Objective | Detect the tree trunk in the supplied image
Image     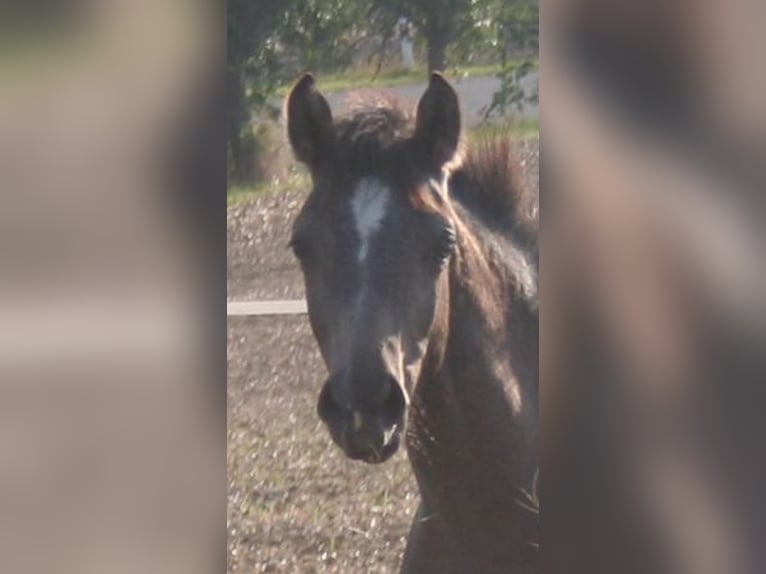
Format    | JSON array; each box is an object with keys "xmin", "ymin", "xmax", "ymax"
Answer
[
  {"xmin": 424, "ymin": 9, "xmax": 450, "ymax": 73},
  {"xmin": 426, "ymin": 27, "xmax": 448, "ymax": 73}
]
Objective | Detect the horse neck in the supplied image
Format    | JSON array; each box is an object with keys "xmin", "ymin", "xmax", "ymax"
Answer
[{"xmin": 409, "ymin": 212, "xmax": 539, "ymax": 499}]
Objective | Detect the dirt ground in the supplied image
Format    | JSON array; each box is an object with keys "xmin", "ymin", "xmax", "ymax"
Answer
[{"xmin": 227, "ymin": 138, "xmax": 539, "ymax": 573}]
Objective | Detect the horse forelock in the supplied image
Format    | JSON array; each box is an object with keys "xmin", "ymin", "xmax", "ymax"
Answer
[{"xmin": 332, "ymin": 96, "xmax": 414, "ymax": 171}]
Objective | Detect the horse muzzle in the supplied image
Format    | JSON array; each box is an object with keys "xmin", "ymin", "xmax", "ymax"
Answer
[{"xmin": 317, "ymin": 373, "xmax": 406, "ymax": 464}]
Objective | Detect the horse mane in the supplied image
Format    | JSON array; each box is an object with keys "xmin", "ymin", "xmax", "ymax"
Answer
[{"xmin": 449, "ymin": 135, "xmax": 538, "ymax": 256}]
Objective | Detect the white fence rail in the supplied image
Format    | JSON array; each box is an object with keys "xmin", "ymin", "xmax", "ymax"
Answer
[{"xmin": 227, "ymin": 300, "xmax": 307, "ymax": 317}]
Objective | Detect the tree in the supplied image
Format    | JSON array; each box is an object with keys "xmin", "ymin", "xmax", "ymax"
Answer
[
  {"xmin": 279, "ymin": 0, "xmax": 376, "ymax": 73},
  {"xmin": 483, "ymin": 1, "xmax": 539, "ymax": 119},
  {"xmin": 227, "ymin": 0, "xmax": 376, "ymax": 182},
  {"xmin": 227, "ymin": 0, "xmax": 293, "ymax": 181},
  {"xmin": 372, "ymin": 0, "xmax": 478, "ymax": 72}
]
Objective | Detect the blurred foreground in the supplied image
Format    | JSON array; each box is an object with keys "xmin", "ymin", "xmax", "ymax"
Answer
[
  {"xmin": 0, "ymin": 2, "xmax": 222, "ymax": 573},
  {"xmin": 544, "ymin": 1, "xmax": 766, "ymax": 572}
]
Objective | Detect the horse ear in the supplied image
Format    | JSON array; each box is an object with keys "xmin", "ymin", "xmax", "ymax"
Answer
[
  {"xmin": 413, "ymin": 73, "xmax": 461, "ymax": 171},
  {"xmin": 286, "ymin": 73, "xmax": 334, "ymax": 169}
]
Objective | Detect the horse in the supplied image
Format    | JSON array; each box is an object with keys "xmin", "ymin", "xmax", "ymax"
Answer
[{"xmin": 285, "ymin": 72, "xmax": 538, "ymax": 573}]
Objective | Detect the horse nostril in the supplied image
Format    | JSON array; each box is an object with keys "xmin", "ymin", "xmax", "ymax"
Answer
[
  {"xmin": 317, "ymin": 374, "xmax": 406, "ymax": 463},
  {"xmin": 318, "ymin": 374, "xmax": 406, "ymax": 427}
]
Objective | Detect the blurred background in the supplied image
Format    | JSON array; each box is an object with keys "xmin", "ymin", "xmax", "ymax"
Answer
[
  {"xmin": 0, "ymin": 1, "xmax": 223, "ymax": 573},
  {"xmin": 543, "ymin": 1, "xmax": 766, "ymax": 573}
]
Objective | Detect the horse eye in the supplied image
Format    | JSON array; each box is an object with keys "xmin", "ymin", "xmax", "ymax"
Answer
[{"xmin": 427, "ymin": 227, "xmax": 456, "ymax": 265}]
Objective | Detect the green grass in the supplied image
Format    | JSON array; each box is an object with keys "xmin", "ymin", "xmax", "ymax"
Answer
[
  {"xmin": 275, "ymin": 61, "xmax": 540, "ymax": 96},
  {"xmin": 227, "ymin": 172, "xmax": 310, "ymax": 206},
  {"xmin": 512, "ymin": 118, "xmax": 540, "ymax": 138},
  {"xmin": 227, "ymin": 184, "xmax": 269, "ymax": 206},
  {"xmin": 470, "ymin": 118, "xmax": 540, "ymax": 141}
]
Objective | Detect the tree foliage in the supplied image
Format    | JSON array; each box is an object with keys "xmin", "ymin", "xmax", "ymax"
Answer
[
  {"xmin": 370, "ymin": 0, "xmax": 490, "ymax": 72},
  {"xmin": 227, "ymin": 0, "xmax": 378, "ymax": 180},
  {"xmin": 279, "ymin": 0, "xmax": 377, "ymax": 73},
  {"xmin": 483, "ymin": 1, "xmax": 539, "ymax": 120},
  {"xmin": 227, "ymin": 0, "xmax": 294, "ymax": 180}
]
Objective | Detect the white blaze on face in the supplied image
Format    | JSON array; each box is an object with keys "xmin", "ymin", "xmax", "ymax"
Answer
[
  {"xmin": 351, "ymin": 178, "xmax": 390, "ymax": 263},
  {"xmin": 345, "ymin": 178, "xmax": 392, "ymax": 365}
]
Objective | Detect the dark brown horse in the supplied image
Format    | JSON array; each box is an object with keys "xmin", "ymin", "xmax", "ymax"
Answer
[{"xmin": 286, "ymin": 73, "xmax": 538, "ymax": 573}]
